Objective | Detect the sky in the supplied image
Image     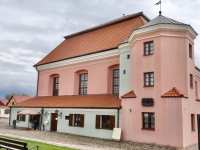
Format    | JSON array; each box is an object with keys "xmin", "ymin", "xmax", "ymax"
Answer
[{"xmin": 0, "ymin": 0, "xmax": 200, "ymax": 99}]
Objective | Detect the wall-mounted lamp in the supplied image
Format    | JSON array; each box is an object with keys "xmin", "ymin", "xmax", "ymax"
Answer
[
  {"xmin": 40, "ymin": 109, "xmax": 48, "ymax": 117},
  {"xmin": 55, "ymin": 109, "xmax": 62, "ymax": 118}
]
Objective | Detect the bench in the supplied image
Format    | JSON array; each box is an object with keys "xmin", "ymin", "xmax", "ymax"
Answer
[{"xmin": 0, "ymin": 137, "xmax": 39, "ymax": 150}]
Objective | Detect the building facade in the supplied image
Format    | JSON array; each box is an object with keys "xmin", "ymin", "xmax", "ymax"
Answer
[{"xmin": 9, "ymin": 12, "xmax": 200, "ymax": 148}]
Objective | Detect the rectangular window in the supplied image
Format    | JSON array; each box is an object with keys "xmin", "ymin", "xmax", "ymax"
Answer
[
  {"xmin": 144, "ymin": 41, "xmax": 153, "ymax": 55},
  {"xmin": 127, "ymin": 55, "xmax": 130, "ymax": 59},
  {"xmin": 74, "ymin": 114, "xmax": 80, "ymax": 126},
  {"xmin": 189, "ymin": 44, "xmax": 192, "ymax": 58},
  {"xmin": 65, "ymin": 116, "xmax": 69, "ymax": 120},
  {"xmin": 113, "ymin": 69, "xmax": 119, "ymax": 94},
  {"xmin": 195, "ymin": 81, "xmax": 198, "ymax": 98},
  {"xmin": 16, "ymin": 111, "xmax": 25, "ymax": 121},
  {"xmin": 142, "ymin": 113, "xmax": 155, "ymax": 130},
  {"xmin": 144, "ymin": 72, "xmax": 154, "ymax": 86},
  {"xmin": 53, "ymin": 77, "xmax": 59, "ymax": 96},
  {"xmin": 96, "ymin": 115, "xmax": 115, "ymax": 130},
  {"xmin": 69, "ymin": 114, "xmax": 84, "ymax": 127},
  {"xmin": 191, "ymin": 114, "xmax": 195, "ymax": 131},
  {"xmin": 79, "ymin": 74, "xmax": 88, "ymax": 95},
  {"xmin": 190, "ymin": 74, "xmax": 193, "ymax": 88}
]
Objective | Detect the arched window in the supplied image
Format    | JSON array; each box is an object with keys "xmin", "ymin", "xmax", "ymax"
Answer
[
  {"xmin": 107, "ymin": 64, "xmax": 119, "ymax": 94},
  {"xmin": 49, "ymin": 74, "xmax": 60, "ymax": 96},
  {"xmin": 74, "ymin": 70, "xmax": 88, "ymax": 95}
]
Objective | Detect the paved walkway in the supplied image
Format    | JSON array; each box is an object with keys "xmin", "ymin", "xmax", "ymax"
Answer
[{"xmin": 0, "ymin": 118, "xmax": 198, "ymax": 150}]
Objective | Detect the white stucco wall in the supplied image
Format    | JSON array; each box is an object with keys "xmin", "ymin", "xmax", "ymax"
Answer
[
  {"xmin": 119, "ymin": 43, "xmax": 131, "ymax": 96},
  {"xmin": 10, "ymin": 108, "xmax": 41, "ymax": 128},
  {"xmin": 10, "ymin": 108, "xmax": 122, "ymax": 139}
]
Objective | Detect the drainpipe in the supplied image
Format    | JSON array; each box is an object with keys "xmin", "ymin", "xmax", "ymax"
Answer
[
  {"xmin": 40, "ymin": 108, "xmax": 44, "ymax": 130},
  {"xmin": 9, "ymin": 107, "xmax": 12, "ymax": 126},
  {"xmin": 117, "ymin": 106, "xmax": 122, "ymax": 128}
]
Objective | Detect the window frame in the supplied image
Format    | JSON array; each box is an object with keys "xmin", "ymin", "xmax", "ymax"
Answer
[
  {"xmin": 53, "ymin": 77, "xmax": 59, "ymax": 96},
  {"xmin": 190, "ymin": 74, "xmax": 193, "ymax": 89},
  {"xmin": 79, "ymin": 73, "xmax": 88, "ymax": 95},
  {"xmin": 191, "ymin": 114, "xmax": 195, "ymax": 131},
  {"xmin": 144, "ymin": 72, "xmax": 154, "ymax": 87},
  {"xmin": 113, "ymin": 69, "xmax": 119, "ymax": 94},
  {"xmin": 74, "ymin": 114, "xmax": 80, "ymax": 126},
  {"xmin": 17, "ymin": 111, "xmax": 25, "ymax": 122},
  {"xmin": 189, "ymin": 44, "xmax": 192, "ymax": 58},
  {"xmin": 144, "ymin": 41, "xmax": 154, "ymax": 56},
  {"xmin": 142, "ymin": 112, "xmax": 155, "ymax": 130},
  {"xmin": 195, "ymin": 81, "xmax": 198, "ymax": 98},
  {"xmin": 69, "ymin": 114, "xmax": 84, "ymax": 127},
  {"xmin": 96, "ymin": 115, "xmax": 115, "ymax": 130}
]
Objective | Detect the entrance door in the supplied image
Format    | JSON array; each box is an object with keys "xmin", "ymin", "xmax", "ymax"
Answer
[
  {"xmin": 51, "ymin": 113, "xmax": 57, "ymax": 131},
  {"xmin": 197, "ymin": 114, "xmax": 200, "ymax": 150}
]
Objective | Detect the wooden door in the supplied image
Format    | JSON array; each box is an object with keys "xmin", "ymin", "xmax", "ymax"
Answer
[{"xmin": 51, "ymin": 113, "xmax": 57, "ymax": 131}]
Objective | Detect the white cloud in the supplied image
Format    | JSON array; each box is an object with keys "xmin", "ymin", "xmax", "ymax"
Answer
[{"xmin": 0, "ymin": 0, "xmax": 199, "ymax": 98}]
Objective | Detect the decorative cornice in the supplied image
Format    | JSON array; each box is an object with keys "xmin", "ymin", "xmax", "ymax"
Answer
[
  {"xmin": 195, "ymin": 69, "xmax": 200, "ymax": 78},
  {"xmin": 128, "ymin": 24, "xmax": 198, "ymax": 43},
  {"xmin": 36, "ymin": 49, "xmax": 119, "ymax": 71}
]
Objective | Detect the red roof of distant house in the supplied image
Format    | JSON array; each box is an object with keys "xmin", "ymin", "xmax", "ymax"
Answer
[
  {"xmin": 121, "ymin": 90, "xmax": 136, "ymax": 98},
  {"xmin": 161, "ymin": 87, "xmax": 187, "ymax": 98},
  {"xmin": 0, "ymin": 100, "xmax": 8, "ymax": 105},
  {"xmin": 34, "ymin": 12, "xmax": 149, "ymax": 66},
  {"xmin": 11, "ymin": 94, "xmax": 121, "ymax": 108},
  {"xmin": 0, "ymin": 105, "xmax": 9, "ymax": 109},
  {"xmin": 12, "ymin": 95, "xmax": 32, "ymax": 103}
]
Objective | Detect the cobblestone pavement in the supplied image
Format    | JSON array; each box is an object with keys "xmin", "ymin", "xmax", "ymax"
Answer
[{"xmin": 0, "ymin": 118, "xmax": 198, "ymax": 150}]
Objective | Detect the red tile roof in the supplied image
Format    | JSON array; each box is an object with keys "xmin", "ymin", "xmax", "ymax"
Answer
[
  {"xmin": 11, "ymin": 94, "xmax": 121, "ymax": 108},
  {"xmin": 0, "ymin": 105, "xmax": 9, "ymax": 109},
  {"xmin": 161, "ymin": 87, "xmax": 187, "ymax": 98},
  {"xmin": 34, "ymin": 12, "xmax": 149, "ymax": 66},
  {"xmin": 121, "ymin": 90, "xmax": 136, "ymax": 98},
  {"xmin": 12, "ymin": 95, "xmax": 32, "ymax": 103},
  {"xmin": 0, "ymin": 100, "xmax": 8, "ymax": 105}
]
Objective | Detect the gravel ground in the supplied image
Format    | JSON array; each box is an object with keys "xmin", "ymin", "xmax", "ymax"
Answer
[{"xmin": 0, "ymin": 118, "xmax": 198, "ymax": 150}]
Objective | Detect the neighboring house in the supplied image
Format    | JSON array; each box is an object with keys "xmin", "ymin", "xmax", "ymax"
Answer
[
  {"xmin": 7, "ymin": 95, "xmax": 32, "ymax": 106},
  {"xmin": 9, "ymin": 11, "xmax": 200, "ymax": 148},
  {"xmin": 0, "ymin": 99, "xmax": 9, "ymax": 118}
]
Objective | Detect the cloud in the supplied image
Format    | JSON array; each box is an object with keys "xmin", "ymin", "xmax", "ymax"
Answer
[{"xmin": 0, "ymin": 0, "xmax": 199, "ymax": 99}]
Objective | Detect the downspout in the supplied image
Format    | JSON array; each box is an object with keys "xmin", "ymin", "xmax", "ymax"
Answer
[
  {"xmin": 117, "ymin": 106, "xmax": 122, "ymax": 128},
  {"xmin": 9, "ymin": 107, "xmax": 12, "ymax": 126},
  {"xmin": 40, "ymin": 108, "xmax": 44, "ymax": 130}
]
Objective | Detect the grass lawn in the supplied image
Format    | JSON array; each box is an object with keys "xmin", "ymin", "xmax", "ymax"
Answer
[{"xmin": 0, "ymin": 135, "xmax": 76, "ymax": 150}]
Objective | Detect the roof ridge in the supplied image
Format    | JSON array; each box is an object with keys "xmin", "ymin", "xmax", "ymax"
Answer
[{"xmin": 64, "ymin": 12, "xmax": 149, "ymax": 39}]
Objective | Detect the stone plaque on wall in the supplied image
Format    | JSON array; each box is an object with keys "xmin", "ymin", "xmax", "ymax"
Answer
[{"xmin": 141, "ymin": 98, "xmax": 154, "ymax": 106}]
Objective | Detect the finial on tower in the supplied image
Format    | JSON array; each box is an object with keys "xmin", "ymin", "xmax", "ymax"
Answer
[{"xmin": 155, "ymin": 0, "xmax": 162, "ymax": 15}]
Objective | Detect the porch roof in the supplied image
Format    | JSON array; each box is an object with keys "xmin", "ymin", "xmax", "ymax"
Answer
[{"xmin": 11, "ymin": 94, "xmax": 121, "ymax": 109}]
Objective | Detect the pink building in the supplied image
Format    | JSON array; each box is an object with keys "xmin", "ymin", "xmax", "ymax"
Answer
[{"xmin": 10, "ymin": 12, "xmax": 200, "ymax": 148}]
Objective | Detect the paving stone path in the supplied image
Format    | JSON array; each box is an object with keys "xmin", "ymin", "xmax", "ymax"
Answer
[{"xmin": 0, "ymin": 118, "xmax": 198, "ymax": 150}]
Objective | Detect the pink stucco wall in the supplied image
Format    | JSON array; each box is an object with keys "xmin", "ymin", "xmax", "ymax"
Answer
[
  {"xmin": 122, "ymin": 29, "xmax": 200, "ymax": 148},
  {"xmin": 37, "ymin": 56, "xmax": 119, "ymax": 96}
]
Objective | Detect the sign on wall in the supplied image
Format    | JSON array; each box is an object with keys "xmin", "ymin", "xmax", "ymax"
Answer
[
  {"xmin": 112, "ymin": 128, "xmax": 121, "ymax": 141},
  {"xmin": 141, "ymin": 98, "xmax": 154, "ymax": 106}
]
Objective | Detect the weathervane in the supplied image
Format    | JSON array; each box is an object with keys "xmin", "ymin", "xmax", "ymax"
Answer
[{"xmin": 155, "ymin": 0, "xmax": 162, "ymax": 15}]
